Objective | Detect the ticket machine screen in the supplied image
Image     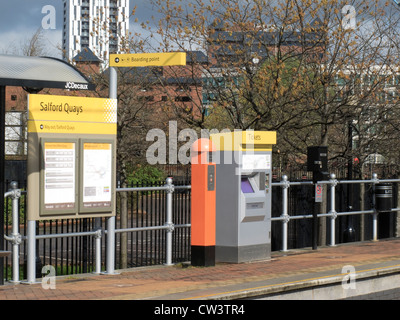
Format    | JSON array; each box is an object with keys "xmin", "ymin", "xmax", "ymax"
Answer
[{"xmin": 241, "ymin": 178, "xmax": 254, "ymax": 193}]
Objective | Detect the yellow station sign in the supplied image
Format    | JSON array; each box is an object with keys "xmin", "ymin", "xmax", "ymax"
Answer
[
  {"xmin": 109, "ymin": 52, "xmax": 187, "ymax": 67},
  {"xmin": 28, "ymin": 94, "xmax": 117, "ymax": 135}
]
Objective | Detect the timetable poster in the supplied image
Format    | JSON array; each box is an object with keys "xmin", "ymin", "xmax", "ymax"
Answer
[
  {"xmin": 44, "ymin": 142, "xmax": 76, "ymax": 210},
  {"xmin": 82, "ymin": 143, "xmax": 113, "ymax": 209}
]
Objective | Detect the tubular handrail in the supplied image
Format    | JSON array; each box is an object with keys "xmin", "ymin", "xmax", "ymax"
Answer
[
  {"xmin": 4, "ymin": 173, "xmax": 400, "ymax": 282},
  {"xmin": 273, "ymin": 173, "xmax": 399, "ymax": 251}
]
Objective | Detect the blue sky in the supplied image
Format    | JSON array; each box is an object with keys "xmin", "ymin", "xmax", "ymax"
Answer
[{"xmin": 0, "ymin": 0, "xmax": 156, "ymax": 57}]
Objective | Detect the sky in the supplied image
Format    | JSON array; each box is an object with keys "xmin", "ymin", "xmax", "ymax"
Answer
[
  {"xmin": 2, "ymin": 0, "xmax": 400, "ymax": 58},
  {"xmin": 0, "ymin": 0, "xmax": 157, "ymax": 58}
]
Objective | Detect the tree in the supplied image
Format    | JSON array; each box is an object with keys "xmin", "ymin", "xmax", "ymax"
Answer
[
  {"xmin": 2, "ymin": 27, "xmax": 50, "ymax": 57},
  {"xmin": 145, "ymin": 0, "xmax": 400, "ymax": 175},
  {"xmin": 3, "ymin": 28, "xmax": 54, "ymax": 160}
]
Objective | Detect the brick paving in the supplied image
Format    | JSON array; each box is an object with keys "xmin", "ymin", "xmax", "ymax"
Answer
[{"xmin": 1, "ymin": 239, "xmax": 400, "ymax": 300}]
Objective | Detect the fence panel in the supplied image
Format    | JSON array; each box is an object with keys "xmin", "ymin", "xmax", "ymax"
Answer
[
  {"xmin": 115, "ymin": 181, "xmax": 168, "ymax": 269},
  {"xmin": 113, "ymin": 179, "xmax": 191, "ymax": 270}
]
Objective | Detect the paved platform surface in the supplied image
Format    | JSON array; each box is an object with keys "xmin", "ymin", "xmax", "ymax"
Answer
[{"xmin": 2, "ymin": 239, "xmax": 400, "ymax": 300}]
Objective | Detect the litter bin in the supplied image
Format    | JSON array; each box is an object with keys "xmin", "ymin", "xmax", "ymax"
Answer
[{"xmin": 375, "ymin": 183, "xmax": 393, "ymax": 212}]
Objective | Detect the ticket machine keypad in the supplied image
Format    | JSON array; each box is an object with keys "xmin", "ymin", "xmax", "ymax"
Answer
[{"xmin": 207, "ymin": 165, "xmax": 215, "ymax": 191}]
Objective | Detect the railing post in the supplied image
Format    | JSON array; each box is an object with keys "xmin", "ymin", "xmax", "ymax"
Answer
[
  {"xmin": 105, "ymin": 216, "xmax": 117, "ymax": 274},
  {"xmin": 281, "ymin": 175, "xmax": 290, "ymax": 252},
  {"xmin": 165, "ymin": 177, "xmax": 174, "ymax": 266},
  {"xmin": 329, "ymin": 174, "xmax": 338, "ymax": 247},
  {"xmin": 4, "ymin": 182, "xmax": 22, "ymax": 283},
  {"xmin": 9, "ymin": 182, "xmax": 21, "ymax": 283},
  {"xmin": 372, "ymin": 173, "xmax": 379, "ymax": 241},
  {"xmin": 94, "ymin": 229, "xmax": 102, "ymax": 274},
  {"xmin": 26, "ymin": 220, "xmax": 36, "ymax": 283}
]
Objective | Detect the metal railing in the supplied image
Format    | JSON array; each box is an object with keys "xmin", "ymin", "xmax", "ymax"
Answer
[
  {"xmin": 3, "ymin": 173, "xmax": 399, "ymax": 282},
  {"xmin": 272, "ymin": 173, "xmax": 400, "ymax": 252},
  {"xmin": 3, "ymin": 178, "xmax": 191, "ymax": 283},
  {"xmin": 4, "ymin": 182, "xmax": 21, "ymax": 283},
  {"xmin": 115, "ymin": 179, "xmax": 191, "ymax": 267}
]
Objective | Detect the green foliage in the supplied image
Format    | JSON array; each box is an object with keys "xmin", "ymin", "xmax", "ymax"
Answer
[
  {"xmin": 127, "ymin": 165, "xmax": 166, "ymax": 185},
  {"xmin": 4, "ymin": 194, "xmax": 26, "ymax": 226}
]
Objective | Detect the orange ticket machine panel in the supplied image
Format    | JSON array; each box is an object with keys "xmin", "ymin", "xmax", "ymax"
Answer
[{"xmin": 190, "ymin": 138, "xmax": 216, "ymax": 267}]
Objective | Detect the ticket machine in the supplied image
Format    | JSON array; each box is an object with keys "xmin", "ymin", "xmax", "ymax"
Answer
[{"xmin": 210, "ymin": 131, "xmax": 276, "ymax": 263}]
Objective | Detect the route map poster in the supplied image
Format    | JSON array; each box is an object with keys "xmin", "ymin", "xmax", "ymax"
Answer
[{"xmin": 82, "ymin": 142, "xmax": 113, "ymax": 209}]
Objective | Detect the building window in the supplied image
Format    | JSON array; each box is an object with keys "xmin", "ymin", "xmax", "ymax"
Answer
[
  {"xmin": 138, "ymin": 96, "xmax": 155, "ymax": 102},
  {"xmin": 175, "ymin": 96, "xmax": 192, "ymax": 102},
  {"xmin": 11, "ymin": 95, "xmax": 17, "ymax": 101}
]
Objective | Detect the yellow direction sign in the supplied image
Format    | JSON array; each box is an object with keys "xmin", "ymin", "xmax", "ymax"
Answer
[{"xmin": 109, "ymin": 52, "xmax": 186, "ymax": 67}]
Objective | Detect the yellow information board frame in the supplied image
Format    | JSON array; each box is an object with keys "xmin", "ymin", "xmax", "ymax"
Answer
[{"xmin": 27, "ymin": 94, "xmax": 117, "ymax": 221}]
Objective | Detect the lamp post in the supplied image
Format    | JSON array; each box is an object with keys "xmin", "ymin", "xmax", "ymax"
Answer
[{"xmin": 344, "ymin": 121, "xmax": 356, "ymax": 242}]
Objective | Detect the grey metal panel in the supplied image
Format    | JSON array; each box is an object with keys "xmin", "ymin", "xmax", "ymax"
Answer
[
  {"xmin": 216, "ymin": 244, "xmax": 271, "ymax": 263},
  {"xmin": 215, "ymin": 151, "xmax": 239, "ymax": 247}
]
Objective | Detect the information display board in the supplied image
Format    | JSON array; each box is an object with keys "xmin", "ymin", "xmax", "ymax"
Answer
[
  {"xmin": 27, "ymin": 94, "xmax": 117, "ymax": 221},
  {"xmin": 81, "ymin": 141, "xmax": 114, "ymax": 212},
  {"xmin": 41, "ymin": 140, "xmax": 77, "ymax": 215}
]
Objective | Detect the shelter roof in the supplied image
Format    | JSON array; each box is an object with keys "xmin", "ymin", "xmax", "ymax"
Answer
[{"xmin": 0, "ymin": 54, "xmax": 95, "ymax": 90}]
